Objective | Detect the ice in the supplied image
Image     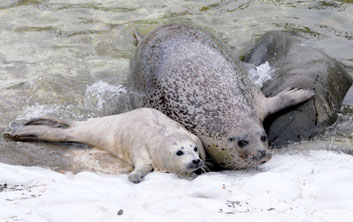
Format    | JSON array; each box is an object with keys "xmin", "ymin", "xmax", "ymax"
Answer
[{"xmin": 1, "ymin": 150, "xmax": 353, "ymax": 221}]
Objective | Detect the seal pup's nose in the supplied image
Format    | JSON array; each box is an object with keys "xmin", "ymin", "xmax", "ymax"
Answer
[
  {"xmin": 192, "ymin": 159, "xmax": 201, "ymax": 165},
  {"xmin": 188, "ymin": 158, "xmax": 202, "ymax": 170}
]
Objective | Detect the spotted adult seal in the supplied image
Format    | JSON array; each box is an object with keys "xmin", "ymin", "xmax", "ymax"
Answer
[
  {"xmin": 3, "ymin": 108, "xmax": 206, "ymax": 183},
  {"xmin": 129, "ymin": 24, "xmax": 314, "ymax": 169}
]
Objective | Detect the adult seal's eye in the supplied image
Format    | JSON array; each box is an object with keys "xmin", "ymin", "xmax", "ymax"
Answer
[
  {"xmin": 176, "ymin": 150, "xmax": 184, "ymax": 156},
  {"xmin": 194, "ymin": 147, "xmax": 197, "ymax": 152},
  {"xmin": 261, "ymin": 136, "xmax": 267, "ymax": 142},
  {"xmin": 237, "ymin": 140, "xmax": 248, "ymax": 148}
]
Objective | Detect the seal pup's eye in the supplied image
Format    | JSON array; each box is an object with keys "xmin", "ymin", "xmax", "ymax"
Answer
[
  {"xmin": 194, "ymin": 147, "xmax": 198, "ymax": 152},
  {"xmin": 176, "ymin": 150, "xmax": 184, "ymax": 156},
  {"xmin": 237, "ymin": 140, "xmax": 248, "ymax": 148},
  {"xmin": 261, "ymin": 136, "xmax": 267, "ymax": 142}
]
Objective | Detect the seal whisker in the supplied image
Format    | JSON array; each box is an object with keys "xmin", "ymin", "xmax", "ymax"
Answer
[
  {"xmin": 175, "ymin": 167, "xmax": 188, "ymax": 177},
  {"xmin": 204, "ymin": 160, "xmax": 213, "ymax": 168},
  {"xmin": 200, "ymin": 167, "xmax": 206, "ymax": 174},
  {"xmin": 200, "ymin": 165, "xmax": 210, "ymax": 174},
  {"xmin": 175, "ymin": 167, "xmax": 183, "ymax": 176}
]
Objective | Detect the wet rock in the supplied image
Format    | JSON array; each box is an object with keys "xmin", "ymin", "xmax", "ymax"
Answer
[
  {"xmin": 117, "ymin": 209, "xmax": 124, "ymax": 216},
  {"xmin": 0, "ymin": 71, "xmax": 131, "ymax": 174},
  {"xmin": 245, "ymin": 31, "xmax": 352, "ymax": 146},
  {"xmin": 0, "ymin": 134, "xmax": 132, "ymax": 174}
]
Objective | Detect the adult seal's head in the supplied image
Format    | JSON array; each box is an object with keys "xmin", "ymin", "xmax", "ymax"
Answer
[{"xmin": 129, "ymin": 24, "xmax": 314, "ymax": 169}]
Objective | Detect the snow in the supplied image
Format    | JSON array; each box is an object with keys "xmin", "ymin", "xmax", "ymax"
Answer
[{"xmin": 1, "ymin": 150, "xmax": 353, "ymax": 222}]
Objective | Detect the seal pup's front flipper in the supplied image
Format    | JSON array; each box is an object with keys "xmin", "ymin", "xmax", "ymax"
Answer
[
  {"xmin": 128, "ymin": 145, "xmax": 153, "ymax": 183},
  {"xmin": 260, "ymin": 87, "xmax": 315, "ymax": 121}
]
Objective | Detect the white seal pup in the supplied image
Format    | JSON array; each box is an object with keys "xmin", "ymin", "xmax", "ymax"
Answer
[
  {"xmin": 4, "ymin": 108, "xmax": 206, "ymax": 183},
  {"xmin": 129, "ymin": 24, "xmax": 314, "ymax": 169}
]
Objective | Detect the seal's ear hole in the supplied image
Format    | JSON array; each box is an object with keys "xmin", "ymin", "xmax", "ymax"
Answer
[
  {"xmin": 194, "ymin": 147, "xmax": 198, "ymax": 152},
  {"xmin": 228, "ymin": 137, "xmax": 234, "ymax": 142},
  {"xmin": 176, "ymin": 150, "xmax": 184, "ymax": 156},
  {"xmin": 237, "ymin": 140, "xmax": 248, "ymax": 148},
  {"xmin": 261, "ymin": 136, "xmax": 267, "ymax": 142}
]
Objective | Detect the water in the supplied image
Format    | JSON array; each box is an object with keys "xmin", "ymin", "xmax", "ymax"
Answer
[
  {"xmin": 0, "ymin": 0, "xmax": 352, "ymax": 171},
  {"xmin": 247, "ymin": 62, "xmax": 273, "ymax": 88}
]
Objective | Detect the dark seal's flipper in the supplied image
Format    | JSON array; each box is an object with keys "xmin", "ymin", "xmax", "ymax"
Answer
[{"xmin": 245, "ymin": 31, "xmax": 351, "ymax": 146}]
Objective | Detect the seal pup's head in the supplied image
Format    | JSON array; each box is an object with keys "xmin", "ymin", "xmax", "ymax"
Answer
[
  {"xmin": 160, "ymin": 135, "xmax": 206, "ymax": 176},
  {"xmin": 201, "ymin": 119, "xmax": 272, "ymax": 170}
]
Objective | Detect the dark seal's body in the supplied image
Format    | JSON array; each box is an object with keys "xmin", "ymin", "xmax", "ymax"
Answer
[
  {"xmin": 245, "ymin": 31, "xmax": 352, "ymax": 146},
  {"xmin": 129, "ymin": 24, "xmax": 314, "ymax": 169}
]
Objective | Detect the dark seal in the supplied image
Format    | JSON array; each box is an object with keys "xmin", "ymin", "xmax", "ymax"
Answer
[
  {"xmin": 129, "ymin": 24, "xmax": 314, "ymax": 169},
  {"xmin": 245, "ymin": 31, "xmax": 352, "ymax": 146}
]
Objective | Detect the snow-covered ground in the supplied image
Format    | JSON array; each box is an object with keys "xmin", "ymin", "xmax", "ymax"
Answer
[{"xmin": 1, "ymin": 150, "xmax": 352, "ymax": 222}]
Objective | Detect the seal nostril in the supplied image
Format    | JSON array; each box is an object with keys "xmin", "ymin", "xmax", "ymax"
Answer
[{"xmin": 192, "ymin": 159, "xmax": 201, "ymax": 165}]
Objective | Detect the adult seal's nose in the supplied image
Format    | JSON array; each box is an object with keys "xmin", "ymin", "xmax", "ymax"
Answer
[{"xmin": 256, "ymin": 149, "xmax": 272, "ymax": 164}]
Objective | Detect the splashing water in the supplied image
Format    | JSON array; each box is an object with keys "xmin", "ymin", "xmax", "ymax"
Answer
[
  {"xmin": 247, "ymin": 62, "xmax": 274, "ymax": 88},
  {"xmin": 84, "ymin": 81, "xmax": 129, "ymax": 116}
]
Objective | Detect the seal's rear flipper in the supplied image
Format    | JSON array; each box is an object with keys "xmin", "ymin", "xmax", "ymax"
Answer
[
  {"xmin": 3, "ymin": 121, "xmax": 38, "ymax": 141},
  {"xmin": 24, "ymin": 115, "xmax": 71, "ymax": 129},
  {"xmin": 261, "ymin": 88, "xmax": 315, "ymax": 121},
  {"xmin": 3, "ymin": 130, "xmax": 40, "ymax": 142},
  {"xmin": 8, "ymin": 121, "xmax": 21, "ymax": 131},
  {"xmin": 3, "ymin": 122, "xmax": 74, "ymax": 143},
  {"xmin": 3, "ymin": 115, "xmax": 73, "ymax": 142}
]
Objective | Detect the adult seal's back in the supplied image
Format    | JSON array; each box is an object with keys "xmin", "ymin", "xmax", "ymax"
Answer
[{"xmin": 129, "ymin": 24, "xmax": 314, "ymax": 169}]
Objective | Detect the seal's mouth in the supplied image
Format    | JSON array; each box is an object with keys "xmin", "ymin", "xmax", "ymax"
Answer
[
  {"xmin": 238, "ymin": 149, "xmax": 272, "ymax": 165},
  {"xmin": 248, "ymin": 152, "xmax": 272, "ymax": 167},
  {"xmin": 227, "ymin": 151, "xmax": 272, "ymax": 169},
  {"xmin": 256, "ymin": 152, "xmax": 272, "ymax": 163}
]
